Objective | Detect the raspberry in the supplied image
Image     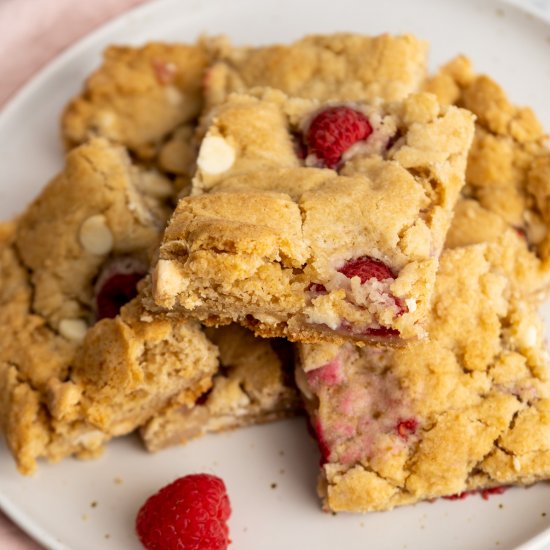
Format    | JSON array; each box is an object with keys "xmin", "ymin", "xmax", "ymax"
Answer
[
  {"xmin": 136, "ymin": 474, "xmax": 231, "ymax": 550},
  {"xmin": 305, "ymin": 106, "xmax": 373, "ymax": 168},
  {"xmin": 95, "ymin": 257, "xmax": 147, "ymax": 320},
  {"xmin": 338, "ymin": 256, "xmax": 407, "ymax": 315},
  {"xmin": 151, "ymin": 58, "xmax": 177, "ymax": 85},
  {"xmin": 338, "ymin": 256, "xmax": 395, "ymax": 283},
  {"xmin": 396, "ymin": 418, "xmax": 418, "ymax": 440},
  {"xmin": 313, "ymin": 419, "xmax": 331, "ymax": 466},
  {"xmin": 307, "ymin": 282, "xmax": 327, "ymax": 294},
  {"xmin": 364, "ymin": 326, "xmax": 400, "ymax": 338},
  {"xmin": 306, "ymin": 358, "xmax": 343, "ymax": 389}
]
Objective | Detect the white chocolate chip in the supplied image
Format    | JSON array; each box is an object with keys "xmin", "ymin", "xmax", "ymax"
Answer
[
  {"xmin": 405, "ymin": 298, "xmax": 417, "ymax": 313},
  {"xmin": 79, "ymin": 214, "xmax": 114, "ymax": 255},
  {"xmin": 513, "ymin": 456, "xmax": 521, "ymax": 472},
  {"xmin": 59, "ymin": 319, "xmax": 88, "ymax": 343},
  {"xmin": 165, "ymin": 85, "xmax": 183, "ymax": 105},
  {"xmin": 197, "ymin": 135, "xmax": 235, "ymax": 175},
  {"xmin": 153, "ymin": 259, "xmax": 186, "ymax": 307},
  {"xmin": 523, "ymin": 325, "xmax": 538, "ymax": 348}
]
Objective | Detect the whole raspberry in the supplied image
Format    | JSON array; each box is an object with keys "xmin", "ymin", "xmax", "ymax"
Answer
[
  {"xmin": 305, "ymin": 106, "xmax": 373, "ymax": 168},
  {"xmin": 136, "ymin": 474, "xmax": 231, "ymax": 550},
  {"xmin": 95, "ymin": 257, "xmax": 147, "ymax": 320}
]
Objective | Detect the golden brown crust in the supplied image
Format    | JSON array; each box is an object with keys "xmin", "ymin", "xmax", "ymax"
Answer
[
  {"xmin": 61, "ymin": 43, "xmax": 211, "ymax": 158},
  {"xmin": 140, "ymin": 325, "xmax": 299, "ymax": 451},
  {"xmin": 205, "ymin": 33, "xmax": 428, "ymax": 107},
  {"xmin": 152, "ymin": 89, "xmax": 475, "ymax": 344},
  {"xmin": 426, "ymin": 56, "xmax": 550, "ymax": 294},
  {"xmin": 0, "ymin": 140, "xmax": 218, "ymax": 474},
  {"xmin": 297, "ymin": 244, "xmax": 550, "ymax": 512}
]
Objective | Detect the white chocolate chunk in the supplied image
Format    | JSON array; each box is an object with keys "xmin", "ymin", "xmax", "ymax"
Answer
[
  {"xmin": 153, "ymin": 259, "xmax": 186, "ymax": 308},
  {"xmin": 59, "ymin": 318, "xmax": 88, "ymax": 342},
  {"xmin": 405, "ymin": 298, "xmax": 417, "ymax": 313},
  {"xmin": 165, "ymin": 85, "xmax": 183, "ymax": 105},
  {"xmin": 523, "ymin": 325, "xmax": 538, "ymax": 348},
  {"xmin": 197, "ymin": 136, "xmax": 235, "ymax": 175},
  {"xmin": 79, "ymin": 214, "xmax": 114, "ymax": 255}
]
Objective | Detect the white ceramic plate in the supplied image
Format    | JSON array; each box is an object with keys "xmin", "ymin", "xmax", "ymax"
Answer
[{"xmin": 1, "ymin": 0, "xmax": 550, "ymax": 548}]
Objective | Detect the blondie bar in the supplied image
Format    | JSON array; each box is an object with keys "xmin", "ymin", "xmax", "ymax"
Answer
[
  {"xmin": 152, "ymin": 89, "xmax": 475, "ymax": 344},
  {"xmin": 296, "ymin": 244, "xmax": 550, "ymax": 512},
  {"xmin": 0, "ymin": 139, "xmax": 219, "ymax": 474},
  {"xmin": 425, "ymin": 56, "xmax": 550, "ymax": 296},
  {"xmin": 61, "ymin": 43, "xmax": 211, "ymax": 160},
  {"xmin": 15, "ymin": 137, "xmax": 171, "ymax": 334},
  {"xmin": 140, "ymin": 324, "xmax": 300, "ymax": 452},
  {"xmin": 205, "ymin": 33, "xmax": 428, "ymax": 108}
]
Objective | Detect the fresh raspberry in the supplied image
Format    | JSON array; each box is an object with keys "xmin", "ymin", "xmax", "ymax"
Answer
[
  {"xmin": 95, "ymin": 257, "xmax": 147, "ymax": 320},
  {"xmin": 396, "ymin": 418, "xmax": 418, "ymax": 440},
  {"xmin": 136, "ymin": 474, "xmax": 231, "ymax": 550},
  {"xmin": 338, "ymin": 256, "xmax": 407, "ymax": 315},
  {"xmin": 305, "ymin": 106, "xmax": 373, "ymax": 168}
]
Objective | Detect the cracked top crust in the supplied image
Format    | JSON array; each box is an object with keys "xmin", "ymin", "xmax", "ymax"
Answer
[
  {"xmin": 205, "ymin": 33, "xmax": 428, "ymax": 108},
  {"xmin": 61, "ymin": 42, "xmax": 212, "ymax": 159},
  {"xmin": 296, "ymin": 244, "xmax": 550, "ymax": 512},
  {"xmin": 0, "ymin": 229, "xmax": 218, "ymax": 475},
  {"xmin": 140, "ymin": 324, "xmax": 300, "ymax": 452},
  {"xmin": 15, "ymin": 137, "xmax": 170, "ymax": 333},
  {"xmin": 152, "ymin": 89, "xmax": 475, "ymax": 344},
  {"xmin": 0, "ymin": 140, "xmax": 219, "ymax": 474},
  {"xmin": 425, "ymin": 55, "xmax": 550, "ymax": 296}
]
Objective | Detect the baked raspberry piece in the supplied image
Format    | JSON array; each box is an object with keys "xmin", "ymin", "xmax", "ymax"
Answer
[
  {"xmin": 295, "ymin": 245, "xmax": 550, "ymax": 513},
  {"xmin": 305, "ymin": 106, "xmax": 373, "ymax": 168},
  {"xmin": 152, "ymin": 88, "xmax": 475, "ymax": 345},
  {"xmin": 95, "ymin": 257, "xmax": 147, "ymax": 320},
  {"xmin": 136, "ymin": 473, "xmax": 231, "ymax": 550}
]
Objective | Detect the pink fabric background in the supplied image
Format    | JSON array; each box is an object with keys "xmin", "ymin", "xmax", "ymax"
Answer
[{"xmin": 0, "ymin": 1, "xmax": 149, "ymax": 546}]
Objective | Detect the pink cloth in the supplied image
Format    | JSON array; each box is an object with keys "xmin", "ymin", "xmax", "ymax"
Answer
[{"xmin": 0, "ymin": 1, "xmax": 149, "ymax": 546}]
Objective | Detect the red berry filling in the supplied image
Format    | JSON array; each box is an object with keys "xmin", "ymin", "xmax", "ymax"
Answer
[
  {"xmin": 136, "ymin": 474, "xmax": 231, "ymax": 550},
  {"xmin": 306, "ymin": 358, "xmax": 344, "ymax": 389},
  {"xmin": 443, "ymin": 486, "xmax": 507, "ymax": 501},
  {"xmin": 95, "ymin": 257, "xmax": 147, "ymax": 320},
  {"xmin": 307, "ymin": 282, "xmax": 327, "ymax": 294},
  {"xmin": 305, "ymin": 106, "xmax": 373, "ymax": 168},
  {"xmin": 338, "ymin": 256, "xmax": 396, "ymax": 283},
  {"xmin": 364, "ymin": 326, "xmax": 400, "ymax": 338},
  {"xmin": 151, "ymin": 58, "xmax": 177, "ymax": 85},
  {"xmin": 396, "ymin": 418, "xmax": 418, "ymax": 440},
  {"xmin": 338, "ymin": 256, "xmax": 407, "ymax": 316},
  {"xmin": 312, "ymin": 419, "xmax": 331, "ymax": 466}
]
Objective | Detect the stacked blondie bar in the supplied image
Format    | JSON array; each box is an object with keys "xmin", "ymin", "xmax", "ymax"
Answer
[{"xmin": 1, "ymin": 32, "xmax": 549, "ymax": 516}]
